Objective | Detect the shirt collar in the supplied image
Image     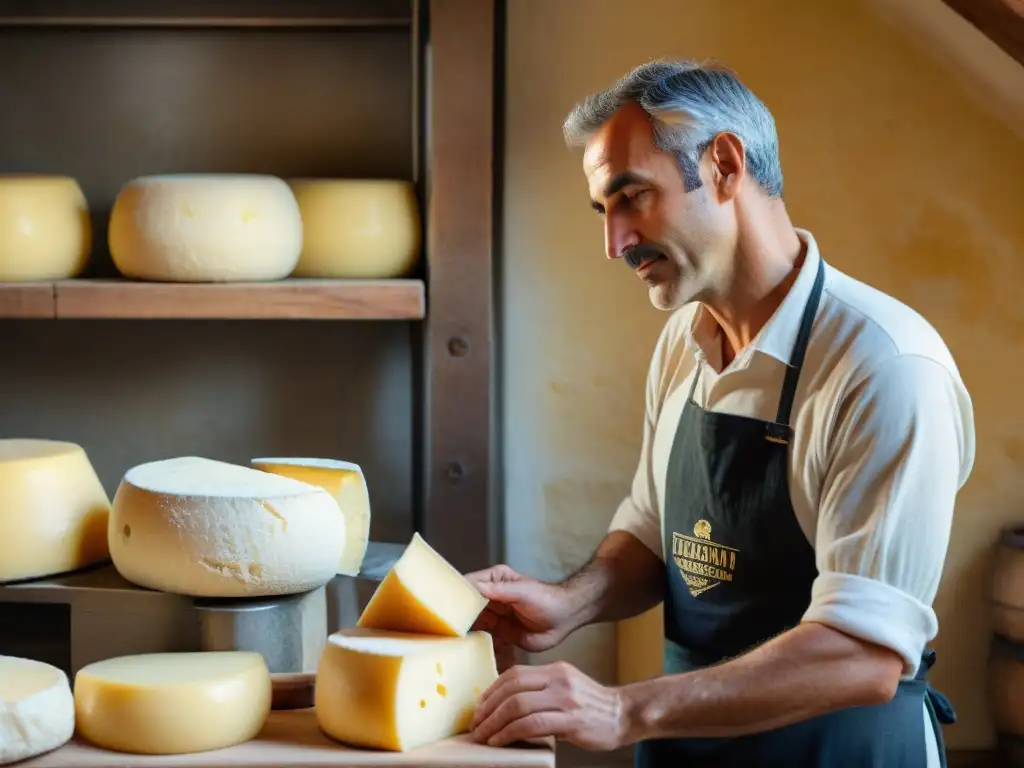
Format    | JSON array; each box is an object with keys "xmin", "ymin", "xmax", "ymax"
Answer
[{"xmin": 684, "ymin": 228, "xmax": 824, "ymax": 366}]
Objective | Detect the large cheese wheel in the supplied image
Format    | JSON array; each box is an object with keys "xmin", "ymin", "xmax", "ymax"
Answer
[
  {"xmin": 0, "ymin": 438, "xmax": 111, "ymax": 584},
  {"xmin": 286, "ymin": 179, "xmax": 421, "ymax": 278},
  {"xmin": 108, "ymin": 174, "xmax": 303, "ymax": 282},
  {"xmin": 109, "ymin": 456, "xmax": 346, "ymax": 597},
  {"xmin": 0, "ymin": 174, "xmax": 91, "ymax": 281},
  {"xmin": 357, "ymin": 532, "xmax": 488, "ymax": 637},
  {"xmin": 74, "ymin": 651, "xmax": 271, "ymax": 755},
  {"xmin": 315, "ymin": 628, "xmax": 497, "ymax": 752},
  {"xmin": 0, "ymin": 656, "xmax": 75, "ymax": 765},
  {"xmin": 250, "ymin": 457, "xmax": 371, "ymax": 576}
]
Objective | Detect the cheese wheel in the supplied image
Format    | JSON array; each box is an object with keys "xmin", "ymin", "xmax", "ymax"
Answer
[
  {"xmin": 357, "ymin": 532, "xmax": 488, "ymax": 637},
  {"xmin": 315, "ymin": 628, "xmax": 497, "ymax": 752},
  {"xmin": 109, "ymin": 456, "xmax": 345, "ymax": 597},
  {"xmin": 0, "ymin": 656, "xmax": 75, "ymax": 765},
  {"xmin": 0, "ymin": 174, "xmax": 91, "ymax": 281},
  {"xmin": 286, "ymin": 179, "xmax": 421, "ymax": 278},
  {"xmin": 0, "ymin": 438, "xmax": 111, "ymax": 584},
  {"xmin": 250, "ymin": 457, "xmax": 371, "ymax": 576},
  {"xmin": 74, "ymin": 651, "xmax": 271, "ymax": 755},
  {"xmin": 108, "ymin": 174, "xmax": 302, "ymax": 282}
]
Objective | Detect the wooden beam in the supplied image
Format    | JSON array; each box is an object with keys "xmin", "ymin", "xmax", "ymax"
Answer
[
  {"xmin": 942, "ymin": 0, "xmax": 1024, "ymax": 68},
  {"xmin": 421, "ymin": 0, "xmax": 497, "ymax": 573}
]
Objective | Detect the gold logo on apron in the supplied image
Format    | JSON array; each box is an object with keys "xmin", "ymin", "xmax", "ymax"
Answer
[{"xmin": 672, "ymin": 519, "xmax": 739, "ymax": 597}]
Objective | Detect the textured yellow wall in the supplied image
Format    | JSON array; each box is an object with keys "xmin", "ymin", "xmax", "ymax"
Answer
[{"xmin": 503, "ymin": 0, "xmax": 1024, "ymax": 750}]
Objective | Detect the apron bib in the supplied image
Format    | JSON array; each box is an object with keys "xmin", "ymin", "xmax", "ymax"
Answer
[{"xmin": 634, "ymin": 257, "xmax": 955, "ymax": 767}]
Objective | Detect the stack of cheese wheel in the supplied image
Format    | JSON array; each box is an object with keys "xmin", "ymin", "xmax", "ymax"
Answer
[
  {"xmin": 0, "ymin": 175, "xmax": 92, "ymax": 281},
  {"xmin": 287, "ymin": 178, "xmax": 422, "ymax": 278},
  {"xmin": 0, "ymin": 438, "xmax": 111, "ymax": 584},
  {"xmin": 54, "ymin": 455, "xmax": 365, "ymax": 755},
  {"xmin": 107, "ymin": 174, "xmax": 303, "ymax": 282},
  {"xmin": 315, "ymin": 532, "xmax": 496, "ymax": 752}
]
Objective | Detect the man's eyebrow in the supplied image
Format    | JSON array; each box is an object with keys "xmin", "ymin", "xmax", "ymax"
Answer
[{"xmin": 590, "ymin": 171, "xmax": 648, "ymax": 210}]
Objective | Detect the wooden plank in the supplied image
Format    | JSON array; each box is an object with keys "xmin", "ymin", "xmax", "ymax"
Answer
[
  {"xmin": 941, "ymin": 0, "xmax": 1024, "ymax": 68},
  {"xmin": 0, "ymin": 283, "xmax": 55, "ymax": 318},
  {"xmin": 421, "ymin": 0, "xmax": 497, "ymax": 573},
  {"xmin": 54, "ymin": 279, "xmax": 425, "ymax": 320}
]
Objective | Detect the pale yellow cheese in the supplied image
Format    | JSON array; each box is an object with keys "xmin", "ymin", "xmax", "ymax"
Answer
[
  {"xmin": 315, "ymin": 628, "xmax": 497, "ymax": 752},
  {"xmin": 357, "ymin": 532, "xmax": 488, "ymax": 636},
  {"xmin": 74, "ymin": 651, "xmax": 271, "ymax": 755},
  {"xmin": 0, "ymin": 439, "xmax": 111, "ymax": 583},
  {"xmin": 0, "ymin": 656, "xmax": 75, "ymax": 765},
  {"xmin": 108, "ymin": 174, "xmax": 303, "ymax": 282},
  {"xmin": 109, "ymin": 456, "xmax": 346, "ymax": 598},
  {"xmin": 250, "ymin": 457, "xmax": 371, "ymax": 576},
  {"xmin": 0, "ymin": 174, "xmax": 91, "ymax": 281},
  {"xmin": 286, "ymin": 179, "xmax": 421, "ymax": 278}
]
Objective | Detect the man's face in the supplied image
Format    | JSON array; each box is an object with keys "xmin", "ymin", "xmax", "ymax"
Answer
[{"xmin": 583, "ymin": 102, "xmax": 734, "ymax": 310}]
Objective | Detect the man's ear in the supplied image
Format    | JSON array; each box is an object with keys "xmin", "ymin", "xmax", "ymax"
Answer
[{"xmin": 707, "ymin": 132, "xmax": 745, "ymax": 201}]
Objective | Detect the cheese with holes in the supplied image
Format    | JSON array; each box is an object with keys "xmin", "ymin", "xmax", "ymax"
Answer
[
  {"xmin": 0, "ymin": 656, "xmax": 75, "ymax": 765},
  {"xmin": 316, "ymin": 628, "xmax": 497, "ymax": 751},
  {"xmin": 108, "ymin": 174, "xmax": 302, "ymax": 282},
  {"xmin": 286, "ymin": 179, "xmax": 421, "ymax": 278},
  {"xmin": 250, "ymin": 457, "xmax": 371, "ymax": 576},
  {"xmin": 357, "ymin": 533, "xmax": 488, "ymax": 636},
  {"xmin": 74, "ymin": 651, "xmax": 271, "ymax": 755},
  {"xmin": 0, "ymin": 439, "xmax": 111, "ymax": 583},
  {"xmin": 0, "ymin": 174, "xmax": 92, "ymax": 281},
  {"xmin": 109, "ymin": 456, "xmax": 345, "ymax": 597}
]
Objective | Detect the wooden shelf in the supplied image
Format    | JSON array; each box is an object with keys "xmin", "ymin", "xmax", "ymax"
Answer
[{"xmin": 0, "ymin": 279, "xmax": 425, "ymax": 320}]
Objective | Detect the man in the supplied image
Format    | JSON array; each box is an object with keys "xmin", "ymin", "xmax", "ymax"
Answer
[{"xmin": 465, "ymin": 59, "xmax": 974, "ymax": 767}]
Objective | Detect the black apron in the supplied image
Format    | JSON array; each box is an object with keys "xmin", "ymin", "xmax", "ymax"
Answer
[{"xmin": 633, "ymin": 257, "xmax": 956, "ymax": 767}]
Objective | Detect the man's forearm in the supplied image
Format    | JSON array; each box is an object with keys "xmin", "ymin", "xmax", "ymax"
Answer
[
  {"xmin": 618, "ymin": 621, "xmax": 905, "ymax": 743},
  {"xmin": 559, "ymin": 531, "xmax": 664, "ymax": 629}
]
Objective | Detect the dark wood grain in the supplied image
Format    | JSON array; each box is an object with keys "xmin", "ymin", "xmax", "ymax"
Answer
[
  {"xmin": 942, "ymin": 0, "xmax": 1024, "ymax": 68},
  {"xmin": 0, "ymin": 283, "xmax": 55, "ymax": 318}
]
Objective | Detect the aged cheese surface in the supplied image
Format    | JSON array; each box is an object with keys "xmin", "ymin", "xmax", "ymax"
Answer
[
  {"xmin": 250, "ymin": 457, "xmax": 371, "ymax": 576},
  {"xmin": 108, "ymin": 174, "xmax": 302, "ymax": 282},
  {"xmin": 0, "ymin": 438, "xmax": 111, "ymax": 584},
  {"xmin": 357, "ymin": 533, "xmax": 488, "ymax": 636},
  {"xmin": 0, "ymin": 174, "xmax": 91, "ymax": 281},
  {"xmin": 109, "ymin": 456, "xmax": 345, "ymax": 597},
  {"xmin": 74, "ymin": 651, "xmax": 271, "ymax": 755},
  {"xmin": 315, "ymin": 628, "xmax": 497, "ymax": 752},
  {"xmin": 0, "ymin": 656, "xmax": 75, "ymax": 765},
  {"xmin": 286, "ymin": 179, "xmax": 421, "ymax": 278}
]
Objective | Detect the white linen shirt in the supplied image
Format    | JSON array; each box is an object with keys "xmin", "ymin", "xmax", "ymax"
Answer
[{"xmin": 609, "ymin": 228, "xmax": 975, "ymax": 678}]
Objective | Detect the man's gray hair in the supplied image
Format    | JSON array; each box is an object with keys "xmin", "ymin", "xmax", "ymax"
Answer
[{"xmin": 563, "ymin": 59, "xmax": 784, "ymax": 197}]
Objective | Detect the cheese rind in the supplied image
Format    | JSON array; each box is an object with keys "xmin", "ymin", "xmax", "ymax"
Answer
[
  {"xmin": 357, "ymin": 532, "xmax": 488, "ymax": 636},
  {"xmin": 0, "ymin": 438, "xmax": 111, "ymax": 583},
  {"xmin": 108, "ymin": 174, "xmax": 303, "ymax": 282},
  {"xmin": 0, "ymin": 174, "xmax": 91, "ymax": 281},
  {"xmin": 286, "ymin": 179, "xmax": 421, "ymax": 278},
  {"xmin": 250, "ymin": 457, "xmax": 371, "ymax": 576},
  {"xmin": 73, "ymin": 651, "xmax": 271, "ymax": 755},
  {"xmin": 0, "ymin": 656, "xmax": 75, "ymax": 765},
  {"xmin": 109, "ymin": 456, "xmax": 346, "ymax": 597},
  {"xmin": 315, "ymin": 628, "xmax": 497, "ymax": 751}
]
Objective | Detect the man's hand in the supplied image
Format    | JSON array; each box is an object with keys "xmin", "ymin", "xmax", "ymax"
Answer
[
  {"xmin": 470, "ymin": 661, "xmax": 625, "ymax": 751},
  {"xmin": 465, "ymin": 565, "xmax": 578, "ymax": 670}
]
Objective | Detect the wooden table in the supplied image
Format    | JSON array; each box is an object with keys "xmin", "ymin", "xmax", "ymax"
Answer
[{"xmin": 22, "ymin": 709, "xmax": 557, "ymax": 768}]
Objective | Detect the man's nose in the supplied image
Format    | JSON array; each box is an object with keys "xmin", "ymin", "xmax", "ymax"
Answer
[{"xmin": 605, "ymin": 218, "xmax": 641, "ymax": 261}]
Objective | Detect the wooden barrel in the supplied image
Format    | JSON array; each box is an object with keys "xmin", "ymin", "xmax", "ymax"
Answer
[{"xmin": 989, "ymin": 524, "xmax": 1024, "ymax": 764}]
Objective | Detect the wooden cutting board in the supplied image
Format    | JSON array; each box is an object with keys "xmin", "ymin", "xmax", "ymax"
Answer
[{"xmin": 21, "ymin": 709, "xmax": 557, "ymax": 768}]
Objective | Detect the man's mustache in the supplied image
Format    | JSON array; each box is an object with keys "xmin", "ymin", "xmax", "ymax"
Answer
[{"xmin": 622, "ymin": 242, "xmax": 667, "ymax": 270}]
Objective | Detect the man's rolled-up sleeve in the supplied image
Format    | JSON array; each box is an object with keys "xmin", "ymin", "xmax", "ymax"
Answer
[{"xmin": 803, "ymin": 353, "xmax": 974, "ymax": 675}]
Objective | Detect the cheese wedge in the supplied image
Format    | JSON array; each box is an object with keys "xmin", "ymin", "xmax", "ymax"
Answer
[
  {"xmin": 109, "ymin": 456, "xmax": 345, "ymax": 597},
  {"xmin": 0, "ymin": 438, "xmax": 111, "ymax": 583},
  {"xmin": 74, "ymin": 651, "xmax": 271, "ymax": 755},
  {"xmin": 0, "ymin": 656, "xmax": 75, "ymax": 765},
  {"xmin": 315, "ymin": 628, "xmax": 497, "ymax": 751},
  {"xmin": 357, "ymin": 532, "xmax": 488, "ymax": 636},
  {"xmin": 250, "ymin": 457, "xmax": 371, "ymax": 576}
]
